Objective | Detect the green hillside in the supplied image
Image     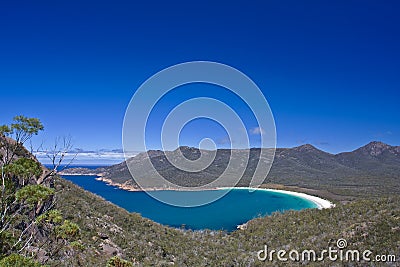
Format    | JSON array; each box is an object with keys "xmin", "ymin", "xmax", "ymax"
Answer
[{"xmin": 53, "ymin": 177, "xmax": 399, "ymax": 266}]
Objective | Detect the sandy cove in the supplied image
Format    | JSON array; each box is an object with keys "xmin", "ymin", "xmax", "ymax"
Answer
[
  {"xmin": 229, "ymin": 187, "xmax": 335, "ymax": 209},
  {"xmin": 70, "ymin": 174, "xmax": 335, "ymax": 209},
  {"xmin": 62, "ymin": 173, "xmax": 335, "ymax": 231}
]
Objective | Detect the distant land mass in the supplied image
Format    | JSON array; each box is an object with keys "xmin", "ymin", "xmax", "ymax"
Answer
[{"xmin": 61, "ymin": 141, "xmax": 400, "ymax": 199}]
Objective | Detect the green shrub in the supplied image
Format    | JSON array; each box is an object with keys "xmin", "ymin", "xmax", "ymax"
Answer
[
  {"xmin": 0, "ymin": 254, "xmax": 43, "ymax": 267},
  {"xmin": 0, "ymin": 231, "xmax": 16, "ymax": 256},
  {"xmin": 36, "ymin": 209, "xmax": 63, "ymax": 225},
  {"xmin": 15, "ymin": 185, "xmax": 54, "ymax": 205},
  {"xmin": 55, "ymin": 220, "xmax": 80, "ymax": 240},
  {"xmin": 4, "ymin": 158, "xmax": 42, "ymax": 181},
  {"xmin": 106, "ymin": 256, "xmax": 134, "ymax": 267},
  {"xmin": 70, "ymin": 241, "xmax": 85, "ymax": 251}
]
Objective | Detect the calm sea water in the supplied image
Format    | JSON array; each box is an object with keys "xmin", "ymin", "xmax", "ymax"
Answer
[{"xmin": 62, "ymin": 171, "xmax": 317, "ymax": 231}]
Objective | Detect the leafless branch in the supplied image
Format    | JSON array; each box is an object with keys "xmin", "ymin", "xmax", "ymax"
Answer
[
  {"xmin": 12, "ymin": 220, "xmax": 36, "ymax": 249},
  {"xmin": 39, "ymin": 136, "xmax": 77, "ymax": 184},
  {"xmin": 18, "ymin": 232, "xmax": 34, "ymax": 253}
]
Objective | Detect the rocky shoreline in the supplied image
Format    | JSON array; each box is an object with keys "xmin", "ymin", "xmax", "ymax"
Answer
[{"xmin": 94, "ymin": 176, "xmax": 141, "ymax": 191}]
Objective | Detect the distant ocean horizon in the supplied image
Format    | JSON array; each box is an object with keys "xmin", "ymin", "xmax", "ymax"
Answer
[
  {"xmin": 60, "ymin": 165, "xmax": 318, "ymax": 231},
  {"xmin": 45, "ymin": 164, "xmax": 110, "ymax": 170}
]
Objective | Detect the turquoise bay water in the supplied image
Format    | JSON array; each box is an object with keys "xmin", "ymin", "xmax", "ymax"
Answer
[{"xmin": 63, "ymin": 174, "xmax": 317, "ymax": 231}]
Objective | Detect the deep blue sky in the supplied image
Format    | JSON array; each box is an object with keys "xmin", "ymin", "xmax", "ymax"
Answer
[{"xmin": 1, "ymin": 0, "xmax": 399, "ymax": 154}]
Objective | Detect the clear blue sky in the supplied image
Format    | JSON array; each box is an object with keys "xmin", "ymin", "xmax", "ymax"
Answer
[{"xmin": 1, "ymin": 0, "xmax": 399, "ymax": 154}]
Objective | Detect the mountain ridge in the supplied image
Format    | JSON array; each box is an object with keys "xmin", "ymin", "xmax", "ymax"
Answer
[{"xmin": 61, "ymin": 141, "xmax": 400, "ymax": 198}]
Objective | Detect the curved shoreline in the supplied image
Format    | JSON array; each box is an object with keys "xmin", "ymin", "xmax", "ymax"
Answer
[
  {"xmin": 229, "ymin": 187, "xmax": 335, "ymax": 230},
  {"xmin": 61, "ymin": 174, "xmax": 335, "ymax": 231},
  {"xmin": 61, "ymin": 174, "xmax": 335, "ymax": 209},
  {"xmin": 228, "ymin": 187, "xmax": 335, "ymax": 209}
]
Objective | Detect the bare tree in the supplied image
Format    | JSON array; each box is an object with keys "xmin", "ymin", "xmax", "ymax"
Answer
[{"xmin": 38, "ymin": 136, "xmax": 78, "ymax": 185}]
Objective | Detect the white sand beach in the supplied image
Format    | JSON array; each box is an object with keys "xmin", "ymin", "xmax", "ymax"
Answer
[{"xmin": 231, "ymin": 187, "xmax": 335, "ymax": 209}]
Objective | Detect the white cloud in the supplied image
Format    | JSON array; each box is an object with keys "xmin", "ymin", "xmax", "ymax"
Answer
[
  {"xmin": 249, "ymin": 127, "xmax": 265, "ymax": 135},
  {"xmin": 34, "ymin": 150, "xmax": 139, "ymax": 165}
]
